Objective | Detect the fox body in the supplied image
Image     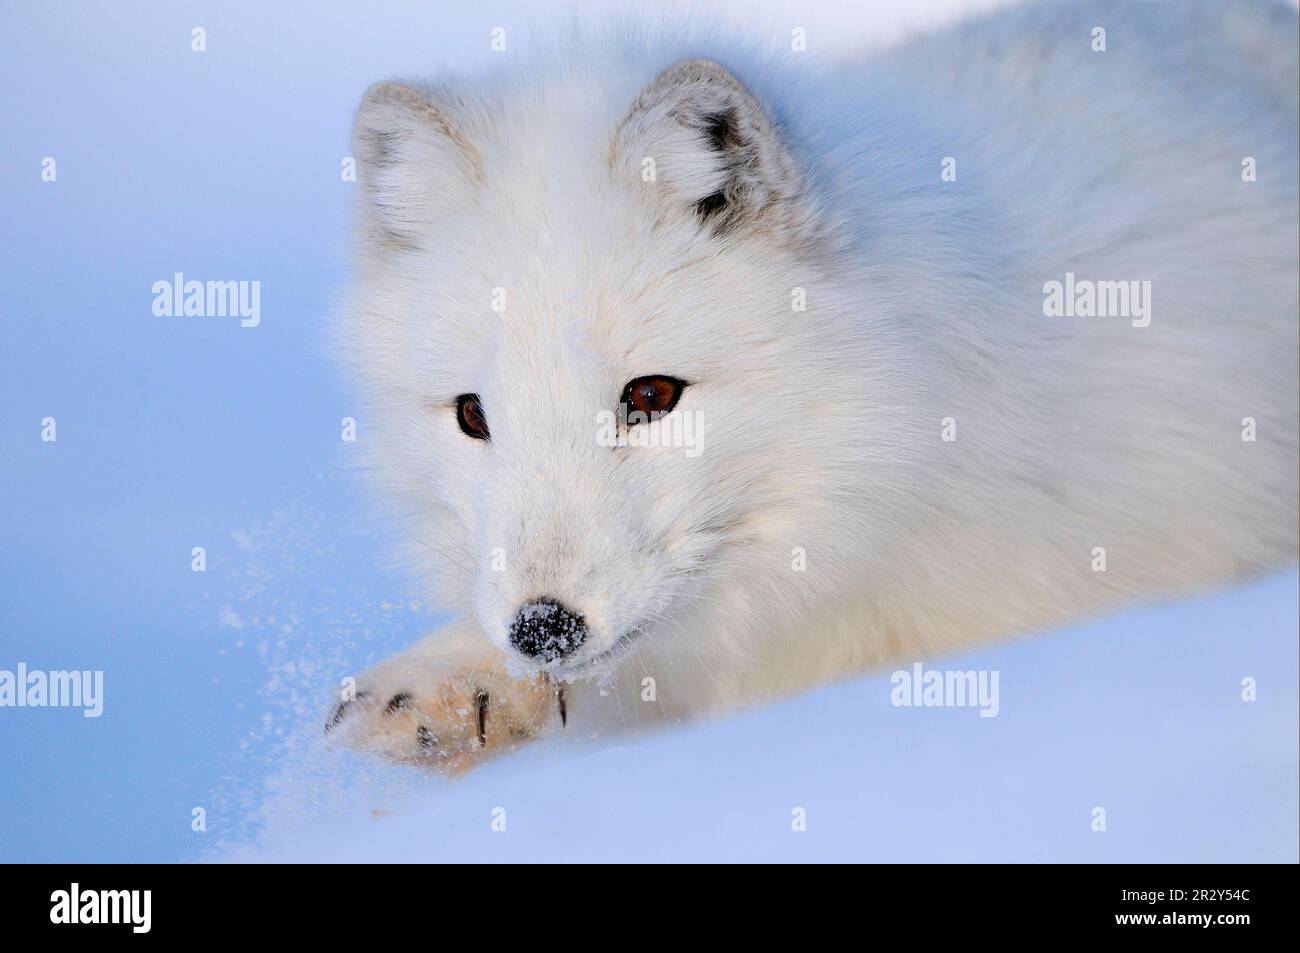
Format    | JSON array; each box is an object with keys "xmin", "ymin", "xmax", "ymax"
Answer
[{"xmin": 332, "ymin": 0, "xmax": 1299, "ymax": 768}]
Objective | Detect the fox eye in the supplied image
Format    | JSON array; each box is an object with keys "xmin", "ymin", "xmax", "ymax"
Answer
[
  {"xmin": 621, "ymin": 376, "xmax": 686, "ymax": 424},
  {"xmin": 456, "ymin": 393, "xmax": 489, "ymax": 440}
]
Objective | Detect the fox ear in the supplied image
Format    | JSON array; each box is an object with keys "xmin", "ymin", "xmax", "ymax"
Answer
[
  {"xmin": 614, "ymin": 59, "xmax": 806, "ymax": 237},
  {"xmin": 353, "ymin": 81, "xmax": 481, "ymax": 249}
]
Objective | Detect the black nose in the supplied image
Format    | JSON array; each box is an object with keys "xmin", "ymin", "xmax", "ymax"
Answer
[{"xmin": 508, "ymin": 599, "xmax": 587, "ymax": 662}]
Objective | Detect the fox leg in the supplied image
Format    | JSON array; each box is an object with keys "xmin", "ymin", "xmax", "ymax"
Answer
[{"xmin": 324, "ymin": 620, "xmax": 563, "ymax": 773}]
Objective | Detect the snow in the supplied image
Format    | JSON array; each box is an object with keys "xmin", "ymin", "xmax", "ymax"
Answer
[{"xmin": 218, "ymin": 570, "xmax": 1298, "ymax": 863}]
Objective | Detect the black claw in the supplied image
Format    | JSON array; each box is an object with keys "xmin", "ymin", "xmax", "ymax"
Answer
[
  {"xmin": 384, "ymin": 692, "xmax": 410, "ymax": 715},
  {"xmin": 557, "ymin": 685, "xmax": 567, "ymax": 727},
  {"xmin": 476, "ymin": 690, "xmax": 489, "ymax": 748},
  {"xmin": 324, "ymin": 691, "xmax": 370, "ymax": 732},
  {"xmin": 416, "ymin": 725, "xmax": 436, "ymax": 751}
]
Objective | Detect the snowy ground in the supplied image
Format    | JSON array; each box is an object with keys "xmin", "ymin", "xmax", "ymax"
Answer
[
  {"xmin": 1, "ymin": 0, "xmax": 1296, "ymax": 864},
  {"xmin": 221, "ymin": 571, "xmax": 1298, "ymax": 864}
]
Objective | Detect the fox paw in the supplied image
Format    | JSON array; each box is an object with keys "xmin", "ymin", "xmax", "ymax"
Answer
[{"xmin": 324, "ymin": 647, "xmax": 562, "ymax": 773}]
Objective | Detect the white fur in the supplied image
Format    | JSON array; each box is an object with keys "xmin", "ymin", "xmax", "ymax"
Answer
[{"xmin": 334, "ymin": 0, "xmax": 1299, "ymax": 762}]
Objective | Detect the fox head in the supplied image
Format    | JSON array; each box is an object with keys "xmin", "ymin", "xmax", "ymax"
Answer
[{"xmin": 343, "ymin": 54, "xmax": 912, "ymax": 681}]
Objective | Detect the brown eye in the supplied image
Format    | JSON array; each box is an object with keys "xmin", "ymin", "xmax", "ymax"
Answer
[
  {"xmin": 621, "ymin": 376, "xmax": 686, "ymax": 425},
  {"xmin": 456, "ymin": 393, "xmax": 489, "ymax": 440}
]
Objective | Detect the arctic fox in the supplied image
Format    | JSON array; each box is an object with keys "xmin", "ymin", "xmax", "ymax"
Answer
[{"xmin": 330, "ymin": 0, "xmax": 1299, "ymax": 771}]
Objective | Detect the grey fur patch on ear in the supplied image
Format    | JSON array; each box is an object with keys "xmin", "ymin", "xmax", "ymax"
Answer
[
  {"xmin": 613, "ymin": 58, "xmax": 807, "ymax": 237},
  {"xmin": 353, "ymin": 81, "xmax": 482, "ymax": 249}
]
